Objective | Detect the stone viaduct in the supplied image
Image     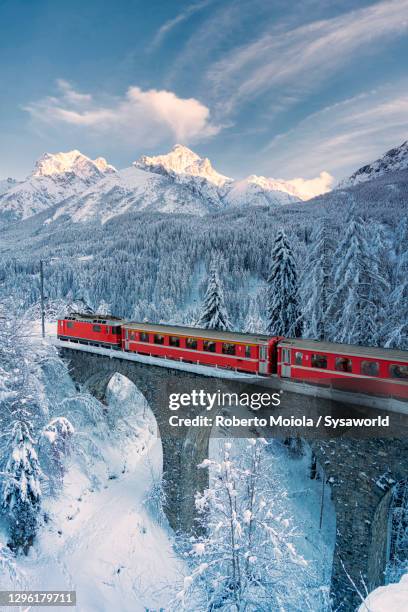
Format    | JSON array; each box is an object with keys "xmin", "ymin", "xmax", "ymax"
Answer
[{"xmin": 59, "ymin": 345, "xmax": 408, "ymax": 611}]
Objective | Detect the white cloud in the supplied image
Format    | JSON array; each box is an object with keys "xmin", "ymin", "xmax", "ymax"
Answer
[
  {"xmin": 285, "ymin": 171, "xmax": 334, "ymax": 199},
  {"xmin": 260, "ymin": 81, "xmax": 408, "ymax": 180},
  {"xmin": 207, "ymin": 0, "xmax": 408, "ymax": 112},
  {"xmin": 24, "ymin": 81, "xmax": 220, "ymax": 146},
  {"xmin": 149, "ymin": 0, "xmax": 213, "ymax": 51}
]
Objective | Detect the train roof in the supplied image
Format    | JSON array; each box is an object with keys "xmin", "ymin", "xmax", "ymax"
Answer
[
  {"xmin": 65, "ymin": 312, "xmax": 125, "ymax": 326},
  {"xmin": 280, "ymin": 338, "xmax": 408, "ymax": 362},
  {"xmin": 122, "ymin": 321, "xmax": 271, "ymax": 344}
]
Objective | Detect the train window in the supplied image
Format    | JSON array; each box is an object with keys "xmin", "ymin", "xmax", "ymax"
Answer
[
  {"xmin": 203, "ymin": 340, "xmax": 216, "ymax": 352},
  {"xmin": 390, "ymin": 364, "xmax": 408, "ymax": 379},
  {"xmin": 113, "ymin": 327, "xmax": 121, "ymax": 335},
  {"xmin": 93, "ymin": 325, "xmax": 101, "ymax": 332},
  {"xmin": 311, "ymin": 354, "xmax": 327, "ymax": 369},
  {"xmin": 186, "ymin": 337, "xmax": 197, "ymax": 350},
  {"xmin": 222, "ymin": 343, "xmax": 235, "ymax": 355},
  {"xmin": 295, "ymin": 351, "xmax": 303, "ymax": 365},
  {"xmin": 245, "ymin": 346, "xmax": 251, "ymax": 358},
  {"xmin": 154, "ymin": 334, "xmax": 164, "ymax": 345},
  {"xmin": 129, "ymin": 331, "xmax": 136, "ymax": 340},
  {"xmin": 361, "ymin": 361, "xmax": 379, "ymax": 376},
  {"xmin": 335, "ymin": 357, "xmax": 352, "ymax": 373},
  {"xmin": 67, "ymin": 322, "xmax": 74, "ymax": 329},
  {"xmin": 169, "ymin": 336, "xmax": 180, "ymax": 347},
  {"xmin": 139, "ymin": 332, "xmax": 149, "ymax": 342}
]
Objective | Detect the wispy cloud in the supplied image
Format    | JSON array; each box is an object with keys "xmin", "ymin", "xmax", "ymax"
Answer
[
  {"xmin": 260, "ymin": 81, "xmax": 408, "ymax": 180},
  {"xmin": 149, "ymin": 0, "xmax": 214, "ymax": 51},
  {"xmin": 23, "ymin": 80, "xmax": 221, "ymax": 146},
  {"xmin": 206, "ymin": 0, "xmax": 408, "ymax": 114}
]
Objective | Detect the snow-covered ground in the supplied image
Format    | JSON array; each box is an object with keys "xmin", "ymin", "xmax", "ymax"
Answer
[
  {"xmin": 0, "ymin": 343, "xmax": 185, "ymax": 611},
  {"xmin": 358, "ymin": 573, "xmax": 408, "ymax": 611}
]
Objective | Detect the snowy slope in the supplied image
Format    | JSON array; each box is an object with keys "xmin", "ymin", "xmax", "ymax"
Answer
[
  {"xmin": 0, "ymin": 364, "xmax": 185, "ymax": 612},
  {"xmin": 223, "ymin": 175, "xmax": 301, "ymax": 207},
  {"xmin": 0, "ymin": 150, "xmax": 116, "ymax": 222},
  {"xmin": 0, "ymin": 177, "xmax": 17, "ymax": 196},
  {"xmin": 339, "ymin": 140, "xmax": 408, "ymax": 188},
  {"xmin": 50, "ymin": 165, "xmax": 227, "ymax": 222}
]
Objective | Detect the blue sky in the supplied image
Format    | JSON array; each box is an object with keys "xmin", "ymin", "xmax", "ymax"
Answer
[{"xmin": 1, "ymin": 0, "xmax": 408, "ymax": 183}]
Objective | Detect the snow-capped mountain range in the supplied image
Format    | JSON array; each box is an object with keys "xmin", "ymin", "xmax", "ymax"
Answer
[
  {"xmin": 338, "ymin": 140, "xmax": 408, "ymax": 188},
  {"xmin": 0, "ymin": 145, "xmax": 313, "ymax": 223},
  {"xmin": 1, "ymin": 141, "xmax": 406, "ymax": 224}
]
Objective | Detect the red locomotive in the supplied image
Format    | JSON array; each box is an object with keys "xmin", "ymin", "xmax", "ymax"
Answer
[
  {"xmin": 57, "ymin": 314, "xmax": 408, "ymax": 401},
  {"xmin": 57, "ymin": 314, "xmax": 124, "ymax": 348}
]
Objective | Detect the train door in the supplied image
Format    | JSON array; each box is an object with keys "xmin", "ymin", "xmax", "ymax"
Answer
[
  {"xmin": 281, "ymin": 348, "xmax": 291, "ymax": 377},
  {"xmin": 259, "ymin": 344, "xmax": 268, "ymax": 374}
]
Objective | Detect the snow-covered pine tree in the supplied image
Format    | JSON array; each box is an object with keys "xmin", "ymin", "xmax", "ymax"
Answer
[
  {"xmin": 197, "ymin": 262, "xmax": 232, "ymax": 331},
  {"xmin": 174, "ymin": 440, "xmax": 313, "ymax": 610},
  {"xmin": 326, "ymin": 216, "xmax": 388, "ymax": 346},
  {"xmin": 243, "ymin": 296, "xmax": 265, "ymax": 334},
  {"xmin": 2, "ymin": 421, "xmax": 43, "ymax": 554},
  {"xmin": 96, "ymin": 300, "xmax": 110, "ymax": 316},
  {"xmin": 40, "ymin": 417, "xmax": 75, "ymax": 493},
  {"xmin": 301, "ymin": 222, "xmax": 332, "ymax": 340},
  {"xmin": 266, "ymin": 230, "xmax": 302, "ymax": 337}
]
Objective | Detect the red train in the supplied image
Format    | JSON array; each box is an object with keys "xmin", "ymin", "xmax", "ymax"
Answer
[{"xmin": 57, "ymin": 313, "xmax": 408, "ymax": 401}]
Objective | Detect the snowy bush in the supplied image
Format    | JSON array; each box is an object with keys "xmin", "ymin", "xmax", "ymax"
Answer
[{"xmin": 39, "ymin": 417, "xmax": 75, "ymax": 494}]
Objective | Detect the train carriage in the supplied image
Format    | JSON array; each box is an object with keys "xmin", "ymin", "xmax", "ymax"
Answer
[
  {"xmin": 277, "ymin": 338, "xmax": 408, "ymax": 400},
  {"xmin": 57, "ymin": 313, "xmax": 125, "ymax": 348},
  {"xmin": 121, "ymin": 322, "xmax": 280, "ymax": 375}
]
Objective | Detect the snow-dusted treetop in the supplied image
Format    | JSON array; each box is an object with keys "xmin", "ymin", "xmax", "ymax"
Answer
[
  {"xmin": 339, "ymin": 140, "xmax": 408, "ymax": 188},
  {"xmin": 32, "ymin": 150, "xmax": 116, "ymax": 180}
]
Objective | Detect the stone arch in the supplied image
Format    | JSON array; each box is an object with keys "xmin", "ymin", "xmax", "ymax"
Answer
[{"xmin": 60, "ymin": 347, "xmax": 215, "ymax": 532}]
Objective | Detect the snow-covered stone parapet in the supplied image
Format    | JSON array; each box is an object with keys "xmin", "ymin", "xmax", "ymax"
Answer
[{"xmin": 358, "ymin": 574, "xmax": 408, "ymax": 611}]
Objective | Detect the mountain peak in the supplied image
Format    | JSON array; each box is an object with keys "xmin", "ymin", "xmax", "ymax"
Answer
[
  {"xmin": 339, "ymin": 140, "xmax": 408, "ymax": 188},
  {"xmin": 32, "ymin": 150, "xmax": 116, "ymax": 179},
  {"xmin": 134, "ymin": 144, "xmax": 230, "ymax": 187}
]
